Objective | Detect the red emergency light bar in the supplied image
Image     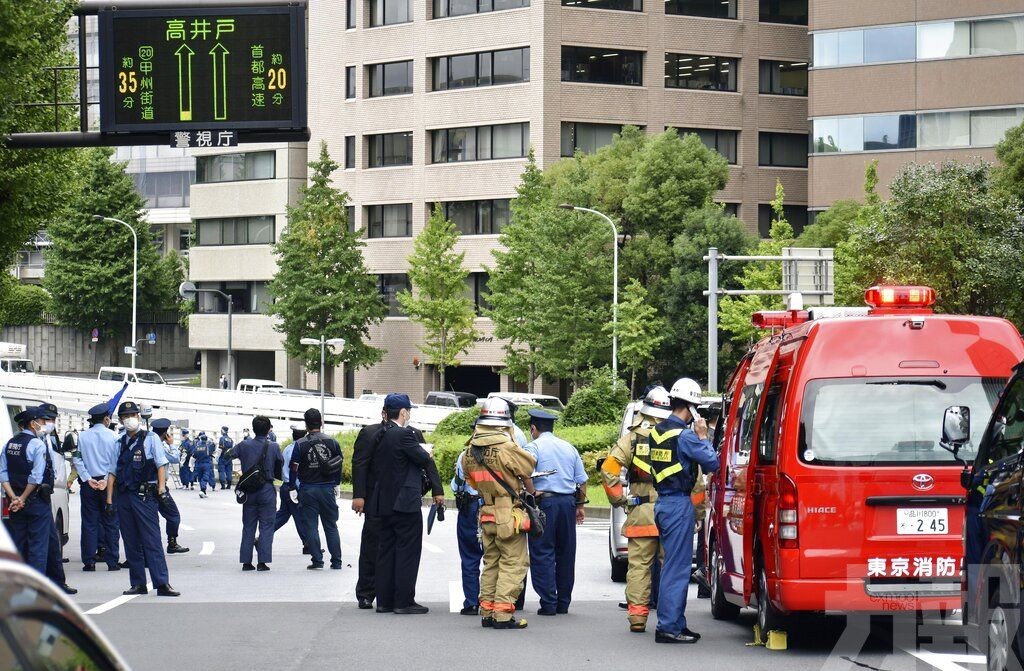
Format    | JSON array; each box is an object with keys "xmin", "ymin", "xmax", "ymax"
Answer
[
  {"xmin": 864, "ymin": 285, "xmax": 936, "ymax": 309},
  {"xmin": 751, "ymin": 310, "xmax": 810, "ymax": 329}
]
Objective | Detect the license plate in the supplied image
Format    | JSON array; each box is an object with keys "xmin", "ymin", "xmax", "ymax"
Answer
[{"xmin": 896, "ymin": 508, "xmax": 948, "ymax": 535}]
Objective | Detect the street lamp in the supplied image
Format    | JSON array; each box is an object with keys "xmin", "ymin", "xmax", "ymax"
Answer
[
  {"xmin": 179, "ymin": 281, "xmax": 234, "ymax": 389},
  {"xmin": 559, "ymin": 204, "xmax": 619, "ymax": 386},
  {"xmin": 300, "ymin": 335, "xmax": 346, "ymax": 418},
  {"xmin": 93, "ymin": 215, "xmax": 138, "ymax": 371}
]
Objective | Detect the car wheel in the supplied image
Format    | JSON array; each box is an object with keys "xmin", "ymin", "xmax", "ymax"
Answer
[
  {"xmin": 988, "ymin": 605, "xmax": 1011, "ymax": 671},
  {"xmin": 757, "ymin": 565, "xmax": 787, "ymax": 633},
  {"xmin": 611, "ymin": 555, "xmax": 627, "ymax": 583},
  {"xmin": 710, "ymin": 542, "xmax": 740, "ymax": 620}
]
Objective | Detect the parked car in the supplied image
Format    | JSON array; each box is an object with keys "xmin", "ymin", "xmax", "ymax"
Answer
[
  {"xmin": 236, "ymin": 378, "xmax": 285, "ymax": 393},
  {"xmin": 424, "ymin": 391, "xmax": 478, "ymax": 409},
  {"xmin": 98, "ymin": 366, "xmax": 165, "ymax": 384},
  {"xmin": 486, "ymin": 392, "xmax": 565, "ymax": 411},
  {"xmin": 0, "ymin": 522, "xmax": 129, "ymax": 670}
]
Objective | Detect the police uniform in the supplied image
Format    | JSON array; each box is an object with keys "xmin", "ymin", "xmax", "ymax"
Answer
[
  {"xmin": 192, "ymin": 432, "xmax": 216, "ymax": 495},
  {"xmin": 151, "ymin": 419, "xmax": 190, "ymax": 554},
  {"xmin": 235, "ymin": 428, "xmax": 284, "ymax": 569},
  {"xmin": 34, "ymin": 405, "xmax": 74, "ymax": 592},
  {"xmin": 217, "ymin": 427, "xmax": 235, "ymax": 489},
  {"xmin": 179, "ymin": 429, "xmax": 194, "ymax": 489},
  {"xmin": 461, "ymin": 411, "xmax": 537, "ymax": 629},
  {"xmin": 274, "ymin": 425, "xmax": 311, "ymax": 553},
  {"xmin": 110, "ymin": 402, "xmax": 179, "ymax": 596},
  {"xmin": 74, "ymin": 403, "xmax": 122, "ymax": 570},
  {"xmin": 525, "ymin": 409, "xmax": 587, "ymax": 615},
  {"xmin": 452, "ymin": 453, "xmax": 483, "ymax": 615}
]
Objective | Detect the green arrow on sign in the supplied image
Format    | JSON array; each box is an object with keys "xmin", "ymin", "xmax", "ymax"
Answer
[
  {"xmin": 210, "ymin": 42, "xmax": 229, "ymax": 121},
  {"xmin": 175, "ymin": 43, "xmax": 195, "ymax": 121}
]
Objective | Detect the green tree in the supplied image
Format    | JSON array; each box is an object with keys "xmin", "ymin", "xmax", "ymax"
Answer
[
  {"xmin": 993, "ymin": 120, "xmax": 1024, "ymax": 204},
  {"xmin": 0, "ymin": 276, "xmax": 51, "ymax": 326},
  {"xmin": 398, "ymin": 204, "xmax": 478, "ymax": 390},
  {"xmin": 609, "ymin": 279, "xmax": 665, "ymax": 394},
  {"xmin": 269, "ymin": 142, "xmax": 387, "ymax": 376},
  {"xmin": 796, "ymin": 199, "xmax": 861, "ymax": 248},
  {"xmin": 45, "ymin": 148, "xmax": 167, "ymax": 334}
]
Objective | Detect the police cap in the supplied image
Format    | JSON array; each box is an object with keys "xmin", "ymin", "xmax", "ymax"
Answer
[
  {"xmin": 383, "ymin": 393, "xmax": 412, "ymax": 410},
  {"xmin": 180, "ymin": 428, "xmax": 190, "ymax": 436},
  {"xmin": 35, "ymin": 403, "xmax": 58, "ymax": 419},
  {"xmin": 527, "ymin": 408, "xmax": 557, "ymax": 430},
  {"xmin": 117, "ymin": 401, "xmax": 141, "ymax": 417},
  {"xmin": 88, "ymin": 402, "xmax": 110, "ymax": 419},
  {"xmin": 13, "ymin": 407, "xmax": 42, "ymax": 426},
  {"xmin": 151, "ymin": 418, "xmax": 173, "ymax": 435}
]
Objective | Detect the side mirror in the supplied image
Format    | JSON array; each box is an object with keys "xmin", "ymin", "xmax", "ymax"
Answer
[{"xmin": 940, "ymin": 405, "xmax": 971, "ymax": 461}]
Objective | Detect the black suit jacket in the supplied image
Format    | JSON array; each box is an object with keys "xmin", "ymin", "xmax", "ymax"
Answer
[
  {"xmin": 352, "ymin": 422, "xmax": 386, "ymax": 500},
  {"xmin": 368, "ymin": 421, "xmax": 442, "ymax": 516}
]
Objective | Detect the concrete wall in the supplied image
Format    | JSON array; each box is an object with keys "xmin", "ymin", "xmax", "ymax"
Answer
[{"xmin": 0, "ymin": 323, "xmax": 194, "ymax": 374}]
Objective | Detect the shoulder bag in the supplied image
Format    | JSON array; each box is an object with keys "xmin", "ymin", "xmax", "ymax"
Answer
[{"xmin": 470, "ymin": 446, "xmax": 545, "ymax": 538}]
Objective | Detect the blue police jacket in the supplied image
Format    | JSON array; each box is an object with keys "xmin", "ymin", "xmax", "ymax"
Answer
[
  {"xmin": 74, "ymin": 423, "xmax": 119, "ymax": 480},
  {"xmin": 218, "ymin": 434, "xmax": 235, "ymax": 460},
  {"xmin": 115, "ymin": 430, "xmax": 168, "ymax": 491},
  {"xmin": 0, "ymin": 430, "xmax": 49, "ymax": 492},
  {"xmin": 525, "ymin": 431, "xmax": 588, "ymax": 495},
  {"xmin": 191, "ymin": 439, "xmax": 214, "ymax": 465}
]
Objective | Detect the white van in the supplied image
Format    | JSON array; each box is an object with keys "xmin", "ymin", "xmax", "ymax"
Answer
[
  {"xmin": 486, "ymin": 391, "xmax": 565, "ymax": 411},
  {"xmin": 0, "ymin": 342, "xmax": 35, "ymax": 374},
  {"xmin": 97, "ymin": 366, "xmax": 166, "ymax": 384},
  {"xmin": 236, "ymin": 378, "xmax": 285, "ymax": 393}
]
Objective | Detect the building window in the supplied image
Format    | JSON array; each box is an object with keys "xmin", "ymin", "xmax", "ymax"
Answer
[
  {"xmin": 759, "ymin": 0, "xmax": 806, "ymax": 25},
  {"xmin": 178, "ymin": 227, "xmax": 191, "ymax": 251},
  {"xmin": 665, "ymin": 53, "xmax": 737, "ymax": 91},
  {"xmin": 560, "ymin": 122, "xmax": 629, "ymax": 156},
  {"xmin": 347, "ymin": 0, "xmax": 357, "ymax": 27},
  {"xmin": 465, "ymin": 272, "xmax": 491, "ymax": 314},
  {"xmin": 195, "ymin": 216, "xmax": 276, "ymax": 246},
  {"xmin": 561, "ymin": 46, "xmax": 644, "ymax": 86},
  {"xmin": 346, "ymin": 66, "xmax": 356, "ymax": 99},
  {"xmin": 345, "ymin": 135, "xmax": 356, "ymax": 169},
  {"xmin": 664, "ymin": 0, "xmax": 736, "ymax": 18},
  {"xmin": 758, "ymin": 132, "xmax": 808, "ymax": 167},
  {"xmin": 378, "ymin": 273, "xmax": 410, "ymax": 316},
  {"xmin": 431, "ymin": 123, "xmax": 529, "ymax": 163},
  {"xmin": 369, "ymin": 0, "xmax": 410, "ymax": 25},
  {"xmin": 367, "ymin": 131, "xmax": 414, "ymax": 167},
  {"xmin": 131, "ymin": 170, "xmax": 194, "ymax": 208},
  {"xmin": 196, "ymin": 152, "xmax": 274, "ymax": 183},
  {"xmin": 346, "ymin": 205, "xmax": 356, "ymax": 233},
  {"xmin": 366, "ymin": 204, "xmax": 412, "ymax": 238},
  {"xmin": 432, "ymin": 48, "xmax": 529, "ymax": 91},
  {"xmin": 676, "ymin": 127, "xmax": 738, "ymax": 164},
  {"xmin": 433, "ymin": 0, "xmax": 529, "ymax": 18},
  {"xmin": 561, "ymin": 0, "xmax": 641, "ymax": 12},
  {"xmin": 368, "ymin": 60, "xmax": 413, "ymax": 97},
  {"xmin": 759, "ymin": 60, "xmax": 807, "ymax": 96},
  {"xmin": 196, "ymin": 281, "xmax": 272, "ymax": 314},
  {"xmin": 719, "ymin": 202, "xmax": 739, "ymax": 217},
  {"xmin": 442, "ymin": 199, "xmax": 512, "ymax": 234},
  {"xmin": 863, "ymin": 114, "xmax": 917, "ymax": 150},
  {"xmin": 758, "ymin": 204, "xmax": 807, "ymax": 237}
]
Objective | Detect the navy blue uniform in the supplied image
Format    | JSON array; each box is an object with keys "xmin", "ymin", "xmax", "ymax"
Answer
[
  {"xmin": 192, "ymin": 437, "xmax": 215, "ymax": 493},
  {"xmin": 274, "ymin": 441, "xmax": 310, "ymax": 548},
  {"xmin": 452, "ymin": 454, "xmax": 483, "ymax": 610},
  {"xmin": 114, "ymin": 429, "xmax": 170, "ymax": 588},
  {"xmin": 74, "ymin": 423, "xmax": 121, "ymax": 568},
  {"xmin": 1, "ymin": 431, "xmax": 56, "ymax": 578},
  {"xmin": 292, "ymin": 432, "xmax": 344, "ymax": 567},
  {"xmin": 235, "ymin": 436, "xmax": 284, "ymax": 564},
  {"xmin": 218, "ymin": 432, "xmax": 235, "ymax": 488}
]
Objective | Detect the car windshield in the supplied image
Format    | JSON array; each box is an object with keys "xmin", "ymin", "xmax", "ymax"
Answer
[
  {"xmin": 6, "ymin": 360, "xmax": 33, "ymax": 373},
  {"xmin": 800, "ymin": 376, "xmax": 1005, "ymax": 465},
  {"xmin": 536, "ymin": 398, "xmax": 563, "ymax": 410},
  {"xmin": 457, "ymin": 397, "xmax": 476, "ymax": 408},
  {"xmin": 135, "ymin": 372, "xmax": 163, "ymax": 384}
]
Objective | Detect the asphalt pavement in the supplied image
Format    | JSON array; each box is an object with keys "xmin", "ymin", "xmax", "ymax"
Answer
[{"xmin": 61, "ymin": 488, "xmax": 985, "ymax": 671}]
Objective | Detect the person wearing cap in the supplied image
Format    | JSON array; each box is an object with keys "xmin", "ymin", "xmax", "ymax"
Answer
[
  {"xmin": 178, "ymin": 428, "xmax": 194, "ymax": 490},
  {"xmin": 235, "ymin": 416, "xmax": 283, "ymax": 571},
  {"xmin": 1, "ymin": 407, "xmax": 77, "ymax": 594},
  {"xmin": 217, "ymin": 426, "xmax": 236, "ymax": 490},
  {"xmin": 107, "ymin": 401, "xmax": 179, "ymax": 597},
  {"xmin": 191, "ymin": 431, "xmax": 216, "ymax": 497},
  {"xmin": 523, "ymin": 408, "xmax": 587, "ymax": 616},
  {"xmin": 291, "ymin": 408, "xmax": 344, "ymax": 570},
  {"xmin": 74, "ymin": 402, "xmax": 123, "ymax": 571},
  {"xmin": 150, "ymin": 419, "xmax": 190, "ymax": 555},
  {"xmin": 367, "ymin": 393, "xmax": 443, "ymax": 614},
  {"xmin": 33, "ymin": 404, "xmax": 75, "ymax": 591},
  {"xmin": 273, "ymin": 424, "xmax": 311, "ymax": 555}
]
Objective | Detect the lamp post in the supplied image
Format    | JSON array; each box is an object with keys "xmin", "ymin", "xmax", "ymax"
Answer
[
  {"xmin": 179, "ymin": 281, "xmax": 233, "ymax": 388},
  {"xmin": 300, "ymin": 336, "xmax": 346, "ymax": 418},
  {"xmin": 93, "ymin": 215, "xmax": 138, "ymax": 371},
  {"xmin": 559, "ymin": 204, "xmax": 619, "ymax": 387}
]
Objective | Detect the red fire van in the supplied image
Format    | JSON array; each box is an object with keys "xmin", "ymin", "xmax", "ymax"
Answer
[{"xmin": 706, "ymin": 286, "xmax": 1024, "ymax": 633}]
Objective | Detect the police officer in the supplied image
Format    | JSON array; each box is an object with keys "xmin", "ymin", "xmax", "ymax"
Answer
[
  {"xmin": 274, "ymin": 424, "xmax": 310, "ymax": 555},
  {"xmin": 452, "ymin": 451, "xmax": 483, "ymax": 616},
  {"xmin": 601, "ymin": 386, "xmax": 671, "ymax": 632},
  {"xmin": 74, "ymin": 403, "xmax": 122, "ymax": 571},
  {"xmin": 34, "ymin": 404, "xmax": 75, "ymax": 589},
  {"xmin": 150, "ymin": 419, "xmax": 190, "ymax": 555},
  {"xmin": 524, "ymin": 409, "xmax": 587, "ymax": 616},
  {"xmin": 236, "ymin": 416, "xmax": 283, "ymax": 571},
  {"xmin": 217, "ymin": 426, "xmax": 235, "ymax": 490},
  {"xmin": 367, "ymin": 394, "xmax": 443, "ymax": 614},
  {"xmin": 106, "ymin": 401, "xmax": 180, "ymax": 597},
  {"xmin": 461, "ymin": 398, "xmax": 537, "ymax": 630},
  {"xmin": 178, "ymin": 428, "xmax": 194, "ymax": 490},
  {"xmin": 192, "ymin": 432, "xmax": 215, "ymax": 497},
  {"xmin": 648, "ymin": 378, "xmax": 719, "ymax": 643},
  {"xmin": 1, "ymin": 408, "xmax": 76, "ymax": 594},
  {"xmin": 291, "ymin": 408, "xmax": 343, "ymax": 570}
]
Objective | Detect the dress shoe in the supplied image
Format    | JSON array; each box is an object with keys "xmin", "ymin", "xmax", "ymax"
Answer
[
  {"xmin": 375, "ymin": 606, "xmax": 393, "ymax": 613},
  {"xmin": 242, "ymin": 563, "xmax": 256, "ymax": 571},
  {"xmin": 358, "ymin": 597, "xmax": 374, "ymax": 610},
  {"xmin": 156, "ymin": 584, "xmax": 180, "ymax": 597},
  {"xmin": 257, "ymin": 563, "xmax": 270, "ymax": 571},
  {"xmin": 118, "ymin": 561, "xmax": 130, "ymax": 569},
  {"xmin": 61, "ymin": 584, "xmax": 78, "ymax": 595},
  {"xmin": 393, "ymin": 603, "xmax": 429, "ymax": 614},
  {"xmin": 655, "ymin": 629, "xmax": 699, "ymax": 644},
  {"xmin": 537, "ymin": 608, "xmax": 556, "ymax": 616},
  {"xmin": 83, "ymin": 564, "xmax": 96, "ymax": 572},
  {"xmin": 307, "ymin": 561, "xmax": 324, "ymax": 570},
  {"xmin": 460, "ymin": 605, "xmax": 479, "ymax": 616},
  {"xmin": 481, "ymin": 617, "xmax": 494, "ymax": 628},
  {"xmin": 107, "ymin": 563, "xmax": 121, "ymax": 571},
  {"xmin": 493, "ymin": 618, "xmax": 528, "ymax": 630},
  {"xmin": 123, "ymin": 585, "xmax": 148, "ymax": 596},
  {"xmin": 556, "ymin": 606, "xmax": 569, "ymax": 615},
  {"xmin": 330, "ymin": 562, "xmax": 342, "ymax": 570}
]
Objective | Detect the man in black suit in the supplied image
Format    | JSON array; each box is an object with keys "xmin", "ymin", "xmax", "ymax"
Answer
[{"xmin": 368, "ymin": 393, "xmax": 444, "ymax": 615}]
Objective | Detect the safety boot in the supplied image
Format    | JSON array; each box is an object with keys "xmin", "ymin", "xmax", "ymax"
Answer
[
  {"xmin": 493, "ymin": 618, "xmax": 528, "ymax": 630},
  {"xmin": 167, "ymin": 538, "xmax": 190, "ymax": 554}
]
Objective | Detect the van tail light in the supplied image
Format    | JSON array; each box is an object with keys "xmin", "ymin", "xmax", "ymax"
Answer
[
  {"xmin": 778, "ymin": 474, "xmax": 798, "ymax": 549},
  {"xmin": 864, "ymin": 285, "xmax": 936, "ymax": 309},
  {"xmin": 1, "ymin": 494, "xmax": 9, "ymax": 520}
]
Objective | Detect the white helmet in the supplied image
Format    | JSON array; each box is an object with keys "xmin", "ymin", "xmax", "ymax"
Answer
[
  {"xmin": 640, "ymin": 386, "xmax": 671, "ymax": 419},
  {"xmin": 669, "ymin": 378, "xmax": 703, "ymax": 406},
  {"xmin": 477, "ymin": 397, "xmax": 513, "ymax": 427}
]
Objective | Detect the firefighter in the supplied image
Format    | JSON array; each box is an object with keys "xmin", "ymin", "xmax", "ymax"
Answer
[
  {"xmin": 601, "ymin": 386, "xmax": 671, "ymax": 632},
  {"xmin": 461, "ymin": 398, "xmax": 537, "ymax": 630}
]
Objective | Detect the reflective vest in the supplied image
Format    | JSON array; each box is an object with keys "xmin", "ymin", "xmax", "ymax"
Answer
[
  {"xmin": 648, "ymin": 424, "xmax": 696, "ymax": 494},
  {"xmin": 628, "ymin": 433, "xmax": 655, "ymax": 485}
]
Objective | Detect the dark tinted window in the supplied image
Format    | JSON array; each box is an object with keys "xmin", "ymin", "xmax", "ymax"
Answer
[
  {"xmin": 378, "ymin": 274, "xmax": 410, "ymax": 316},
  {"xmin": 560, "ymin": 122, "xmax": 627, "ymax": 156},
  {"xmin": 346, "ymin": 205, "xmax": 356, "ymax": 233},
  {"xmin": 433, "ymin": 48, "xmax": 529, "ymax": 90},
  {"xmin": 676, "ymin": 127, "xmax": 738, "ymax": 163},
  {"xmin": 431, "ymin": 123, "xmax": 529, "ymax": 162},
  {"xmin": 562, "ymin": 46, "xmax": 643, "ymax": 86},
  {"xmin": 759, "ymin": 132, "xmax": 807, "ymax": 167},
  {"xmin": 465, "ymin": 272, "xmax": 491, "ymax": 314},
  {"xmin": 980, "ymin": 377, "xmax": 1024, "ymax": 465},
  {"xmin": 758, "ymin": 382, "xmax": 784, "ymax": 463},
  {"xmin": 433, "ymin": 0, "xmax": 528, "ymax": 17},
  {"xmin": 758, "ymin": 204, "xmax": 807, "ymax": 237},
  {"xmin": 346, "ymin": 66, "xmax": 356, "ymax": 99},
  {"xmin": 562, "ymin": 0, "xmax": 641, "ymax": 11},
  {"xmin": 759, "ymin": 0, "xmax": 806, "ymax": 24},
  {"xmin": 759, "ymin": 60, "xmax": 807, "ymax": 96},
  {"xmin": 369, "ymin": 60, "xmax": 413, "ymax": 97},
  {"xmin": 369, "ymin": 0, "xmax": 410, "ymax": 25},
  {"xmin": 196, "ymin": 216, "xmax": 275, "ymax": 245},
  {"xmin": 367, "ymin": 204, "xmax": 412, "ymax": 238},
  {"xmin": 665, "ymin": 54, "xmax": 737, "ymax": 91},
  {"xmin": 345, "ymin": 135, "xmax": 356, "ymax": 169},
  {"xmin": 665, "ymin": 0, "xmax": 736, "ymax": 18},
  {"xmin": 442, "ymin": 199, "xmax": 511, "ymax": 234},
  {"xmin": 367, "ymin": 132, "xmax": 413, "ymax": 167},
  {"xmin": 347, "ymin": 0, "xmax": 356, "ymax": 27}
]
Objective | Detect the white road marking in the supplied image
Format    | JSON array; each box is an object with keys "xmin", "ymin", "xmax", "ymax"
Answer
[
  {"xmin": 449, "ymin": 580, "xmax": 462, "ymax": 613},
  {"xmin": 422, "ymin": 540, "xmax": 443, "ymax": 554},
  {"xmin": 908, "ymin": 650, "xmax": 985, "ymax": 671},
  {"xmin": 84, "ymin": 582, "xmax": 153, "ymax": 615},
  {"xmin": 199, "ymin": 541, "xmax": 215, "ymax": 555},
  {"xmin": 180, "ymin": 524, "xmax": 195, "ymax": 531}
]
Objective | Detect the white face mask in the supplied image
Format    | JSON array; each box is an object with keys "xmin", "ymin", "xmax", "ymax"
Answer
[
  {"xmin": 123, "ymin": 417, "xmax": 141, "ymax": 432},
  {"xmin": 42, "ymin": 422, "xmax": 55, "ymax": 434}
]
